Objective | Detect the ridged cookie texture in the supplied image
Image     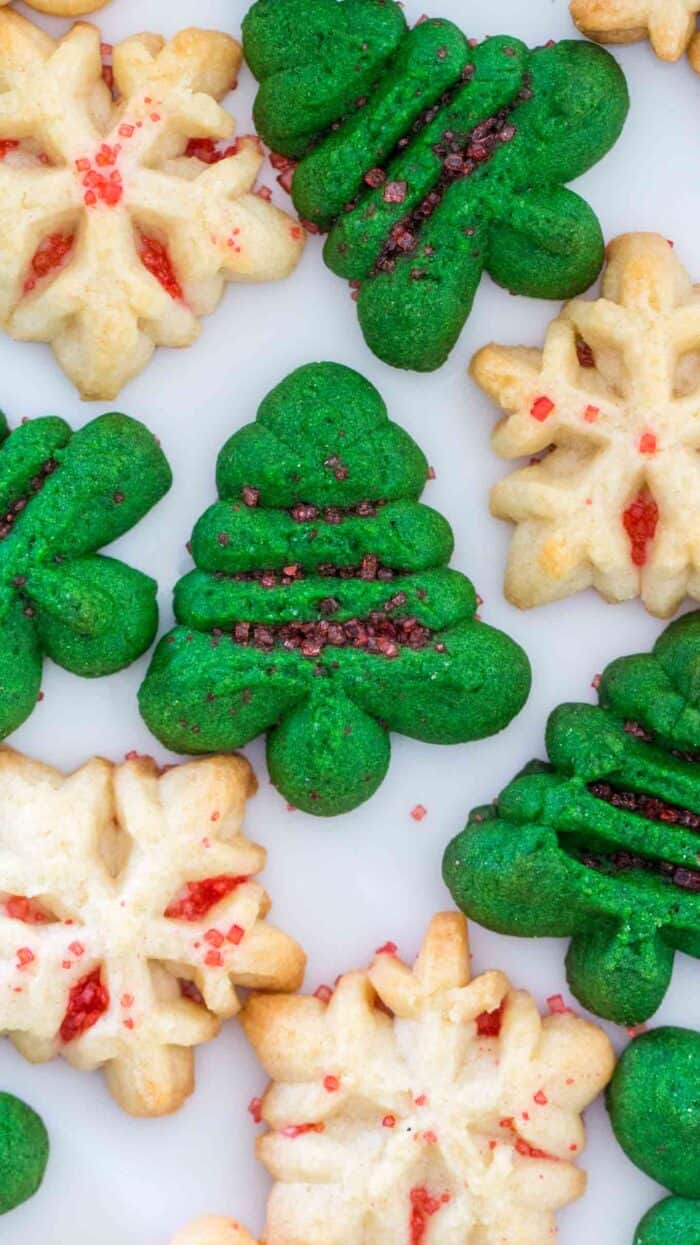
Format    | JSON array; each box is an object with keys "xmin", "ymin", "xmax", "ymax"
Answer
[
  {"xmin": 0, "ymin": 11, "xmax": 304, "ymax": 399},
  {"xmin": 472, "ymin": 233, "xmax": 700, "ymax": 618},
  {"xmin": 607, "ymin": 1027, "xmax": 700, "ymax": 1244},
  {"xmin": 139, "ymin": 362, "xmax": 531, "ymax": 817},
  {"xmin": 0, "ymin": 410, "xmax": 170, "ymax": 740},
  {"xmin": 241, "ymin": 912, "xmax": 615, "ymax": 1245},
  {"xmin": 444, "ymin": 611, "xmax": 700, "ymax": 1025},
  {"xmin": 0, "ymin": 1092, "xmax": 49, "ymax": 1216},
  {"xmin": 242, "ymin": 0, "xmax": 629, "ymax": 372},
  {"xmin": 0, "ymin": 748, "xmax": 305, "ymax": 1116}
]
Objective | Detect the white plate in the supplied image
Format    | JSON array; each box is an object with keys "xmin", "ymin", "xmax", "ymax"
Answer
[{"xmin": 1, "ymin": 0, "xmax": 698, "ymax": 1240}]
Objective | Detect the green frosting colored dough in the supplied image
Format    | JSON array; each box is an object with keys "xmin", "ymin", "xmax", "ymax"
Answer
[
  {"xmin": 242, "ymin": 1, "xmax": 629, "ymax": 372},
  {"xmin": 0, "ymin": 410, "xmax": 171, "ymax": 738},
  {"xmin": 443, "ymin": 611, "xmax": 700, "ymax": 1024},
  {"xmin": 139, "ymin": 362, "xmax": 531, "ymax": 816},
  {"xmin": 635, "ymin": 1198, "xmax": 700, "ymax": 1245},
  {"xmin": 607, "ymin": 1028, "xmax": 700, "ymax": 1245},
  {"xmin": 0, "ymin": 1092, "xmax": 49, "ymax": 1215}
]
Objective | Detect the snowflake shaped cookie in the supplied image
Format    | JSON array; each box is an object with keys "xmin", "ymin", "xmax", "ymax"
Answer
[
  {"xmin": 0, "ymin": 748, "xmax": 305, "ymax": 1116},
  {"xmin": 0, "ymin": 11, "xmax": 305, "ymax": 399},
  {"xmin": 472, "ymin": 232, "xmax": 700, "ymax": 617},
  {"xmin": 570, "ymin": 0, "xmax": 700, "ymax": 70},
  {"xmin": 242, "ymin": 912, "xmax": 614, "ymax": 1245}
]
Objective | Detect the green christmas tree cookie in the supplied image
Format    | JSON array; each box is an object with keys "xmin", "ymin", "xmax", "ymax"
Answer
[
  {"xmin": 0, "ymin": 411, "xmax": 171, "ymax": 737},
  {"xmin": 242, "ymin": 1, "xmax": 629, "ymax": 372},
  {"xmin": 443, "ymin": 611, "xmax": 700, "ymax": 1025},
  {"xmin": 0, "ymin": 1092, "xmax": 49, "ymax": 1215},
  {"xmin": 139, "ymin": 362, "xmax": 531, "ymax": 816},
  {"xmin": 607, "ymin": 1028, "xmax": 700, "ymax": 1245}
]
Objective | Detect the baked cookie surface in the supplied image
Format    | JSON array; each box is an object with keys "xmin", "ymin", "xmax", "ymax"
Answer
[
  {"xmin": 139, "ymin": 361, "xmax": 531, "ymax": 816},
  {"xmin": 444, "ymin": 611, "xmax": 700, "ymax": 1025},
  {"xmin": 0, "ymin": 410, "xmax": 170, "ymax": 740},
  {"xmin": 570, "ymin": 0, "xmax": 700, "ymax": 71},
  {"xmin": 242, "ymin": 912, "xmax": 614, "ymax": 1245},
  {"xmin": 607, "ymin": 1027, "xmax": 700, "ymax": 1243},
  {"xmin": 0, "ymin": 1091, "xmax": 49, "ymax": 1215},
  {"xmin": 0, "ymin": 748, "xmax": 305, "ymax": 1116},
  {"xmin": 0, "ymin": 11, "xmax": 304, "ymax": 399},
  {"xmin": 473, "ymin": 233, "xmax": 700, "ymax": 617},
  {"xmin": 243, "ymin": 1, "xmax": 628, "ymax": 372}
]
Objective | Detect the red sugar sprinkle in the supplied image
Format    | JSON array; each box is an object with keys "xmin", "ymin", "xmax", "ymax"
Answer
[
  {"xmin": 282, "ymin": 1122, "xmax": 324, "ymax": 1138},
  {"xmin": 410, "ymin": 1187, "xmax": 450, "ymax": 1245},
  {"xmin": 547, "ymin": 994, "xmax": 570, "ymax": 1014},
  {"xmin": 204, "ymin": 929, "xmax": 225, "ymax": 948},
  {"xmin": 6, "ymin": 896, "xmax": 48, "ymax": 924},
  {"xmin": 138, "ymin": 233, "xmax": 183, "ymax": 301},
  {"xmin": 248, "ymin": 1096, "xmax": 263, "ymax": 1123},
  {"xmin": 410, "ymin": 804, "xmax": 427, "ymax": 822},
  {"xmin": 375, "ymin": 941, "xmax": 398, "ymax": 956},
  {"xmin": 256, "ymin": 186, "xmax": 272, "ymax": 202},
  {"xmin": 383, "ymin": 179, "xmax": 407, "ymax": 204},
  {"xmin": 515, "ymin": 1137, "xmax": 556, "ymax": 1160},
  {"xmin": 414, "ymin": 1094, "xmax": 428, "ymax": 1106},
  {"xmin": 423, "ymin": 1129, "xmax": 438, "ymax": 1144},
  {"xmin": 123, "ymin": 1017, "xmax": 135, "ymax": 1030},
  {"xmin": 583, "ymin": 405, "xmax": 599, "ymax": 423},
  {"xmin": 118, "ymin": 123, "xmax": 135, "ymax": 138},
  {"xmin": 121, "ymin": 993, "xmax": 134, "ymax": 1008},
  {"xmin": 639, "ymin": 431, "xmax": 657, "ymax": 455},
  {"xmin": 0, "ymin": 139, "xmax": 19, "ymax": 160},
  {"xmin": 533, "ymin": 1089, "xmax": 548, "ymax": 1105},
  {"xmin": 210, "ymin": 810, "xmax": 221, "ymax": 822},
  {"xmin": 323, "ymin": 1075, "xmax": 340, "ymax": 1092},
  {"xmin": 204, "ymin": 949, "xmax": 223, "ymax": 967},
  {"xmin": 314, "ymin": 984, "xmax": 333, "ymax": 1003},
  {"xmin": 530, "ymin": 395, "xmax": 554, "ymax": 422},
  {"xmin": 59, "ymin": 969, "xmax": 109, "ymax": 1043},
  {"xmin": 476, "ymin": 1002, "xmax": 504, "ymax": 1037},
  {"xmin": 165, "ymin": 875, "xmax": 247, "ymax": 920},
  {"xmin": 24, "ymin": 232, "xmax": 73, "ymax": 294},
  {"xmin": 623, "ymin": 489, "xmax": 659, "ymax": 567},
  {"xmin": 226, "ymin": 924, "xmax": 244, "ymax": 945},
  {"xmin": 68, "ymin": 941, "xmax": 85, "ymax": 957},
  {"xmin": 382, "ymin": 1114, "xmax": 396, "ymax": 1128},
  {"xmin": 16, "ymin": 947, "xmax": 35, "ymax": 968}
]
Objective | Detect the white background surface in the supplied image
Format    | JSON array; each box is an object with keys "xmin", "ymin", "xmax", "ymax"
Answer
[{"xmin": 1, "ymin": 0, "xmax": 699, "ymax": 1240}]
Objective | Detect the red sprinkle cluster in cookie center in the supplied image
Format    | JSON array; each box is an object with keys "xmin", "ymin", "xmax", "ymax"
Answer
[
  {"xmin": 75, "ymin": 144, "xmax": 123, "ymax": 207},
  {"xmin": 59, "ymin": 968, "xmax": 109, "ymax": 1043}
]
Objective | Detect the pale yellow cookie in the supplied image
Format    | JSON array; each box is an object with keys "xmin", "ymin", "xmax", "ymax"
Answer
[
  {"xmin": 570, "ymin": 0, "xmax": 700, "ymax": 63},
  {"xmin": 242, "ymin": 912, "xmax": 614, "ymax": 1245},
  {"xmin": 171, "ymin": 1219, "xmax": 258, "ymax": 1245},
  {"xmin": 0, "ymin": 0, "xmax": 110, "ymax": 15},
  {"xmin": 472, "ymin": 232, "xmax": 700, "ymax": 617},
  {"xmin": 0, "ymin": 11, "xmax": 304, "ymax": 399},
  {"xmin": 0, "ymin": 747, "xmax": 305, "ymax": 1116}
]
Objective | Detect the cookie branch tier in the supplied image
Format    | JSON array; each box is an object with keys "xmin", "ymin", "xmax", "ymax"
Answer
[
  {"xmin": 0, "ymin": 12, "xmax": 304, "ymax": 399},
  {"xmin": 242, "ymin": 913, "xmax": 614, "ymax": 1245}
]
